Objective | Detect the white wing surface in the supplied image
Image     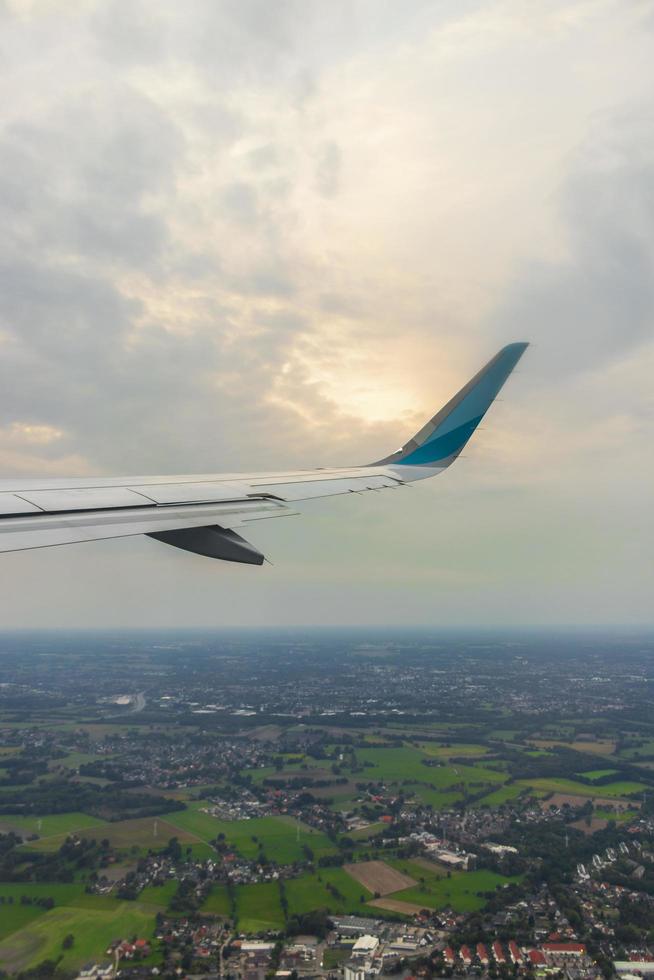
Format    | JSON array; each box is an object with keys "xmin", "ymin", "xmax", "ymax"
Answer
[{"xmin": 0, "ymin": 344, "xmax": 527, "ymax": 564}]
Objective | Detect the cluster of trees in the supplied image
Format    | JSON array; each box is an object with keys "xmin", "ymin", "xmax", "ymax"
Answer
[
  {"xmin": 614, "ymin": 894, "xmax": 654, "ymax": 943},
  {"xmin": 0, "ymin": 781, "xmax": 186, "ymax": 820},
  {"xmin": 0, "ymin": 755, "xmax": 49, "ymax": 788},
  {"xmin": 0, "ymin": 834, "xmax": 119, "ymax": 883},
  {"xmin": 263, "ymin": 774, "xmax": 348, "ymax": 789},
  {"xmin": 285, "ymin": 907, "xmax": 331, "ymax": 938},
  {"xmin": 475, "ymin": 849, "xmax": 528, "ymax": 878},
  {"xmin": 0, "ymin": 894, "xmax": 55, "ymax": 909},
  {"xmin": 14, "ymin": 956, "xmax": 63, "ymax": 979},
  {"xmin": 169, "ymin": 877, "xmax": 204, "ymax": 913},
  {"xmin": 504, "ymin": 744, "xmax": 649, "ymax": 793}
]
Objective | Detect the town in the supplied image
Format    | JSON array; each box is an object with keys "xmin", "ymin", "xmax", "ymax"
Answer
[{"xmin": 0, "ymin": 630, "xmax": 653, "ymax": 980}]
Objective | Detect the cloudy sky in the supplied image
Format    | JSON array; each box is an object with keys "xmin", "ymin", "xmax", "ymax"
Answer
[{"xmin": 0, "ymin": 0, "xmax": 651, "ymax": 628}]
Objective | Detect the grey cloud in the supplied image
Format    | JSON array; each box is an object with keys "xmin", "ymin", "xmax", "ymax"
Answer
[
  {"xmin": 91, "ymin": 0, "xmax": 305, "ymax": 84},
  {"xmin": 0, "ymin": 85, "xmax": 183, "ymax": 268},
  {"xmin": 315, "ymin": 141, "xmax": 341, "ymax": 198},
  {"xmin": 0, "ymin": 257, "xmax": 316, "ymax": 476},
  {"xmin": 91, "ymin": 0, "xmax": 166, "ymax": 66},
  {"xmin": 220, "ymin": 181, "xmax": 259, "ymax": 226},
  {"xmin": 88, "ymin": 0, "xmax": 469, "ymax": 92},
  {"xmin": 490, "ymin": 113, "xmax": 654, "ymax": 378},
  {"xmin": 235, "ymin": 263, "xmax": 295, "ymax": 299},
  {"xmin": 0, "ymin": 260, "xmax": 134, "ymax": 362},
  {"xmin": 246, "ymin": 144, "xmax": 280, "ymax": 171}
]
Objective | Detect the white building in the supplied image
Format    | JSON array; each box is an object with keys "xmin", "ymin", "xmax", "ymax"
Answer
[
  {"xmin": 484, "ymin": 843, "xmax": 518, "ymax": 856},
  {"xmin": 241, "ymin": 942, "xmax": 276, "ymax": 954},
  {"xmin": 344, "ymin": 966, "xmax": 367, "ymax": 980},
  {"xmin": 352, "ymin": 935, "xmax": 379, "ymax": 958}
]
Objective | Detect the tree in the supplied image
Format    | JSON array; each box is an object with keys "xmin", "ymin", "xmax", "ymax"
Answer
[{"xmin": 61, "ymin": 934, "xmax": 74, "ymax": 950}]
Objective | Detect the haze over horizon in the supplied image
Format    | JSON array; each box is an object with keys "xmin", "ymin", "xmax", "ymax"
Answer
[{"xmin": 0, "ymin": 1, "xmax": 651, "ymax": 629}]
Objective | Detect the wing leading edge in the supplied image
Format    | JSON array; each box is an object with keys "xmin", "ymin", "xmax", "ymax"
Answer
[{"xmin": 0, "ymin": 343, "xmax": 528, "ymax": 562}]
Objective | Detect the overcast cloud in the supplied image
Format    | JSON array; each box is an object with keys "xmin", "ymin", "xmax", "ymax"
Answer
[{"xmin": 0, "ymin": 0, "xmax": 651, "ymax": 628}]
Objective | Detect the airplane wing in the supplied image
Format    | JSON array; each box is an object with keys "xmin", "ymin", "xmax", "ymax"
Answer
[{"xmin": 0, "ymin": 343, "xmax": 528, "ymax": 564}]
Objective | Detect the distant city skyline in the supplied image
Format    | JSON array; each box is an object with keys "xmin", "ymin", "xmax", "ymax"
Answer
[{"xmin": 0, "ymin": 1, "xmax": 651, "ymax": 628}]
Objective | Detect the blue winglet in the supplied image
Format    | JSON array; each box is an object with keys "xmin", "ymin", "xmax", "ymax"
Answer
[{"xmin": 371, "ymin": 342, "xmax": 528, "ymax": 468}]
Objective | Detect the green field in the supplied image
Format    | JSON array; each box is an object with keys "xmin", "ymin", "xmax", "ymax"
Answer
[
  {"xmin": 519, "ymin": 777, "xmax": 647, "ymax": 798},
  {"xmin": 203, "ymin": 885, "xmax": 232, "ymax": 917},
  {"xmin": 349, "ymin": 822, "xmax": 384, "ymax": 840},
  {"xmin": 323, "ymin": 948, "xmax": 351, "ymax": 969},
  {"xmin": 389, "ymin": 858, "xmax": 445, "ymax": 889},
  {"xmin": 0, "ymin": 882, "xmax": 88, "ymax": 906},
  {"xmin": 138, "ymin": 880, "xmax": 178, "ymax": 907},
  {"xmin": 200, "ymin": 868, "xmax": 373, "ymax": 932},
  {"xmin": 287, "ymin": 868, "xmax": 371, "ymax": 916},
  {"xmin": 354, "ymin": 747, "xmax": 506, "ymax": 791},
  {"xmin": 419, "ymin": 743, "xmax": 489, "ymax": 758},
  {"xmin": 236, "ymin": 881, "xmax": 286, "ymax": 933},
  {"xmin": 165, "ymin": 809, "xmax": 336, "ymax": 864},
  {"xmin": 0, "ymin": 905, "xmax": 48, "ymax": 941},
  {"xmin": 0, "ymin": 903, "xmax": 155, "ymax": 973},
  {"xmin": 0, "ymin": 812, "xmax": 104, "ymax": 839},
  {"xmin": 619, "ymin": 740, "xmax": 654, "ymax": 759},
  {"xmin": 245, "ymin": 745, "xmax": 507, "ymax": 813},
  {"xmin": 391, "ymin": 867, "xmax": 517, "ymax": 912},
  {"xmin": 405, "ymin": 785, "xmax": 463, "ymax": 809},
  {"xmin": 594, "ymin": 807, "xmax": 634, "ymax": 823},
  {"xmin": 248, "ymin": 756, "xmax": 337, "ymax": 785},
  {"xmin": 578, "ymin": 769, "xmax": 619, "ymax": 781},
  {"xmin": 476, "ymin": 784, "xmax": 525, "ymax": 806},
  {"xmin": 24, "ymin": 814, "xmax": 205, "ymax": 856}
]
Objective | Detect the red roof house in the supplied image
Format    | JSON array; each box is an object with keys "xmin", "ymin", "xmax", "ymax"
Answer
[
  {"xmin": 542, "ymin": 943, "xmax": 586, "ymax": 956},
  {"xmin": 493, "ymin": 942, "xmax": 506, "ymax": 963},
  {"xmin": 508, "ymin": 941, "xmax": 522, "ymax": 964}
]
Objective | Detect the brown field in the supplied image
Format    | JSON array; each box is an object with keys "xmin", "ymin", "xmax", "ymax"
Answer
[
  {"xmin": 410, "ymin": 856, "xmax": 447, "ymax": 875},
  {"xmin": 247, "ymin": 725, "xmax": 284, "ymax": 742},
  {"xmin": 310, "ymin": 780, "xmax": 360, "ymax": 799},
  {"xmin": 593, "ymin": 797, "xmax": 640, "ymax": 810},
  {"xmin": 570, "ymin": 817, "xmax": 608, "ymax": 836},
  {"xmin": 369, "ymin": 897, "xmax": 425, "ymax": 914},
  {"xmin": 540, "ymin": 793, "xmax": 589, "ymax": 809},
  {"xmin": 540, "ymin": 793, "xmax": 640, "ymax": 812},
  {"xmin": 344, "ymin": 860, "xmax": 415, "ymax": 896}
]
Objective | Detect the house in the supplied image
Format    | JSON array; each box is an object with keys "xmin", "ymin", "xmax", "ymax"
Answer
[
  {"xmin": 542, "ymin": 942, "xmax": 586, "ymax": 956},
  {"xmin": 476, "ymin": 943, "xmax": 489, "ymax": 966},
  {"xmin": 460, "ymin": 946, "xmax": 472, "ymax": 966},
  {"xmin": 493, "ymin": 941, "xmax": 506, "ymax": 964},
  {"xmin": 508, "ymin": 941, "xmax": 522, "ymax": 964}
]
